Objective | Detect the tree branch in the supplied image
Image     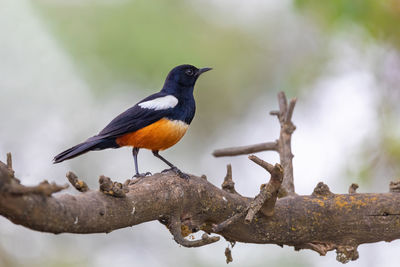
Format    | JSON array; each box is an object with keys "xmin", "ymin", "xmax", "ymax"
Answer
[
  {"xmin": 212, "ymin": 156, "xmax": 283, "ymax": 231},
  {"xmin": 1, "ymin": 159, "xmax": 400, "ymax": 264},
  {"xmin": 1, "ymin": 91, "xmax": 399, "ymax": 264},
  {"xmin": 1, "ymin": 154, "xmax": 400, "ymax": 264}
]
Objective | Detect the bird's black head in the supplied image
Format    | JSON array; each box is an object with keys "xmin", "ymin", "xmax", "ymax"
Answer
[{"xmin": 162, "ymin": 64, "xmax": 212, "ymax": 96}]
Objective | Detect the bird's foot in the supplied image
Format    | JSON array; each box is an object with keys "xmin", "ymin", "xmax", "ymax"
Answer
[{"xmin": 162, "ymin": 166, "xmax": 190, "ymax": 180}]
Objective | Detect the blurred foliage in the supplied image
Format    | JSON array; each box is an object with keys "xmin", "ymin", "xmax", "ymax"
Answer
[
  {"xmin": 294, "ymin": 0, "xmax": 400, "ymax": 185},
  {"xmin": 34, "ymin": 0, "xmax": 328, "ymax": 140},
  {"xmin": 294, "ymin": 0, "xmax": 400, "ymax": 47},
  {"xmin": 33, "ymin": 0, "xmax": 328, "ymax": 95},
  {"xmin": 345, "ymin": 88, "xmax": 400, "ymax": 187},
  {"xmin": 34, "ymin": 0, "xmax": 259, "ymax": 96}
]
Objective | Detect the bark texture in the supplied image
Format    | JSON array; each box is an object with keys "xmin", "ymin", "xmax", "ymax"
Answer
[{"xmin": 0, "ymin": 92, "xmax": 399, "ymax": 264}]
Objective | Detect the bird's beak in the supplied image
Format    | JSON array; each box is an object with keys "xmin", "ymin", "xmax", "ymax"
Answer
[{"xmin": 196, "ymin": 67, "xmax": 212, "ymax": 76}]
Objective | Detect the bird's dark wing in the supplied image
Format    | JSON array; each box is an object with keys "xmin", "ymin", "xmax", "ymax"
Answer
[{"xmin": 96, "ymin": 92, "xmax": 174, "ymax": 139}]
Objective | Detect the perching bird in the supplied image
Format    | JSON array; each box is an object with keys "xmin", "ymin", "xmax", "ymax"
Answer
[{"xmin": 54, "ymin": 64, "xmax": 211, "ymax": 179}]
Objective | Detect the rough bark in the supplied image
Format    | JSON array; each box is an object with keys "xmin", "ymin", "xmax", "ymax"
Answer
[{"xmin": 1, "ymin": 92, "xmax": 399, "ymax": 264}]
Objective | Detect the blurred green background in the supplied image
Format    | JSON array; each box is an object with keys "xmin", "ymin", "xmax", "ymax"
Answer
[{"xmin": 1, "ymin": 0, "xmax": 400, "ymax": 266}]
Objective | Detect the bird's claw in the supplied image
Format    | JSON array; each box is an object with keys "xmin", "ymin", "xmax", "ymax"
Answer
[
  {"xmin": 132, "ymin": 172, "xmax": 152, "ymax": 179},
  {"xmin": 161, "ymin": 167, "xmax": 174, "ymax": 173},
  {"xmin": 162, "ymin": 166, "xmax": 189, "ymax": 180}
]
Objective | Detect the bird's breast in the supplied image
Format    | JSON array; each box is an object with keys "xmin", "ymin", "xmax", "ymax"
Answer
[{"xmin": 115, "ymin": 118, "xmax": 189, "ymax": 150}]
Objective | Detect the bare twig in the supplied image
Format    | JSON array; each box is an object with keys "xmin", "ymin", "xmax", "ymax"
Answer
[
  {"xmin": 278, "ymin": 91, "xmax": 288, "ymax": 119},
  {"xmin": 274, "ymin": 92, "xmax": 297, "ymax": 194},
  {"xmin": 246, "ymin": 156, "xmax": 283, "ymax": 220},
  {"xmin": 213, "ymin": 142, "xmax": 278, "ymax": 157},
  {"xmin": 212, "ymin": 212, "xmax": 244, "ymax": 233},
  {"xmin": 214, "ymin": 156, "xmax": 283, "ymax": 230},
  {"xmin": 6, "ymin": 153, "xmax": 12, "ymax": 170},
  {"xmin": 67, "ymin": 172, "xmax": 89, "ymax": 192},
  {"xmin": 212, "ymin": 91, "xmax": 296, "ymax": 195},
  {"xmin": 1, "ymin": 155, "xmax": 68, "ymax": 196},
  {"xmin": 6, "ymin": 180, "xmax": 68, "ymax": 196},
  {"xmin": 6, "ymin": 153, "xmax": 15, "ymax": 178},
  {"xmin": 248, "ymin": 155, "xmax": 275, "ymax": 173},
  {"xmin": 285, "ymin": 98, "xmax": 297, "ymax": 123}
]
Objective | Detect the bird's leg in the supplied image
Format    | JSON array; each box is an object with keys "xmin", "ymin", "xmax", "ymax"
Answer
[
  {"xmin": 152, "ymin": 150, "xmax": 189, "ymax": 179},
  {"xmin": 132, "ymin": 147, "xmax": 151, "ymax": 178}
]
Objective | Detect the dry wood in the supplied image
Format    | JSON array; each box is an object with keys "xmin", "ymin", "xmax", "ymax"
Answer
[{"xmin": 0, "ymin": 91, "xmax": 398, "ymax": 264}]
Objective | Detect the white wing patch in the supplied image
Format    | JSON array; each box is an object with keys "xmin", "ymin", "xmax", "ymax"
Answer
[{"xmin": 138, "ymin": 95, "xmax": 178, "ymax": 110}]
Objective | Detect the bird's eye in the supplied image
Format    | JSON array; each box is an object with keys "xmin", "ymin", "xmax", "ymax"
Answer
[{"xmin": 185, "ymin": 69, "xmax": 194, "ymax": 76}]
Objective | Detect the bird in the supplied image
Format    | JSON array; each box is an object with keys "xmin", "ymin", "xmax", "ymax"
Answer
[{"xmin": 53, "ymin": 64, "xmax": 212, "ymax": 179}]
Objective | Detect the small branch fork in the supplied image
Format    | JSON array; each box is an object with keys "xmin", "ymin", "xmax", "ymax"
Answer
[
  {"xmin": 213, "ymin": 91, "xmax": 297, "ymax": 194},
  {"xmin": 247, "ymin": 156, "xmax": 283, "ymax": 220},
  {"xmin": 211, "ymin": 92, "xmax": 295, "ymax": 261},
  {"xmin": 212, "ymin": 155, "xmax": 283, "ymax": 232},
  {"xmin": 0, "ymin": 153, "xmax": 68, "ymax": 196}
]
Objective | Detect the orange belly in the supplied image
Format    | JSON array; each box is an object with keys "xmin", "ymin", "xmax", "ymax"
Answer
[{"xmin": 115, "ymin": 118, "xmax": 189, "ymax": 150}]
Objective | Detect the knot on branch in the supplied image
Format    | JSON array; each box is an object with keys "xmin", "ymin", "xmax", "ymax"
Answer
[
  {"xmin": 168, "ymin": 217, "xmax": 220, "ymax": 247},
  {"xmin": 180, "ymin": 214, "xmax": 204, "ymax": 236},
  {"xmin": 213, "ymin": 157, "xmax": 283, "ymax": 231},
  {"xmin": 99, "ymin": 175, "xmax": 129, "ymax": 198},
  {"xmin": 312, "ymin": 182, "xmax": 334, "ymax": 198},
  {"xmin": 283, "ymin": 123, "xmax": 296, "ymax": 135},
  {"xmin": 221, "ymin": 164, "xmax": 239, "ymax": 195},
  {"xmin": 0, "ymin": 153, "xmax": 18, "ymax": 190},
  {"xmin": 348, "ymin": 183, "xmax": 359, "ymax": 194},
  {"xmin": 389, "ymin": 180, "xmax": 400, "ymax": 193},
  {"xmin": 294, "ymin": 242, "xmax": 335, "ymax": 256},
  {"xmin": 67, "ymin": 172, "xmax": 89, "ymax": 192},
  {"xmin": 336, "ymin": 245, "xmax": 359, "ymax": 264}
]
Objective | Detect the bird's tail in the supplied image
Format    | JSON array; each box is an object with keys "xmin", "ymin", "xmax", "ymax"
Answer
[{"xmin": 53, "ymin": 137, "xmax": 117, "ymax": 163}]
